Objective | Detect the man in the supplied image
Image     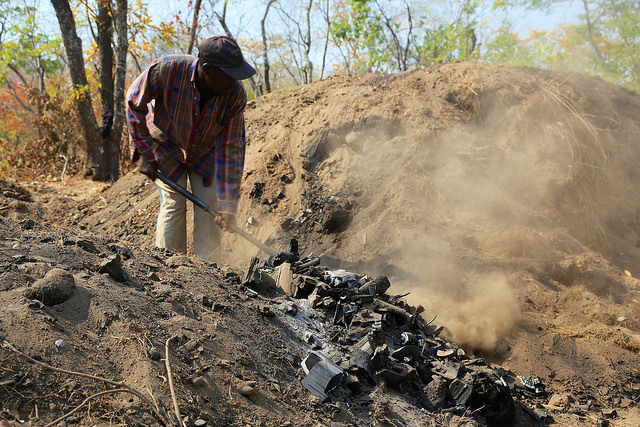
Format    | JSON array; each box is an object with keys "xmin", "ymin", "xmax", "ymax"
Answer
[{"xmin": 126, "ymin": 36, "xmax": 256, "ymax": 261}]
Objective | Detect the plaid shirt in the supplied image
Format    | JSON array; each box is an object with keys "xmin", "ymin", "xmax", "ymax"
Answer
[{"xmin": 126, "ymin": 54, "xmax": 247, "ymax": 215}]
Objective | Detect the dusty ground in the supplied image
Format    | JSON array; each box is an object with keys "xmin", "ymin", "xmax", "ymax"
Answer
[{"xmin": 2, "ymin": 62, "xmax": 640, "ymax": 426}]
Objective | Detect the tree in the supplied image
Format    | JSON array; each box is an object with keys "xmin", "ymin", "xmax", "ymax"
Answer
[
  {"xmin": 51, "ymin": 0, "xmax": 129, "ymax": 180},
  {"xmin": 576, "ymin": 0, "xmax": 640, "ymax": 90},
  {"xmin": 492, "ymin": 0, "xmax": 640, "ymax": 91},
  {"xmin": 273, "ymin": 0, "xmax": 315, "ymax": 84},
  {"xmin": 0, "ymin": 0, "xmax": 63, "ymax": 132},
  {"xmin": 96, "ymin": 0, "xmax": 128, "ymax": 179},
  {"xmin": 51, "ymin": 0, "xmax": 103, "ymax": 179},
  {"xmin": 261, "ymin": 0, "xmax": 276, "ymax": 93}
]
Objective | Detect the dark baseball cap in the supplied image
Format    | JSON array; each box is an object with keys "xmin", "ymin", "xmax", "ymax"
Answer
[{"xmin": 197, "ymin": 36, "xmax": 256, "ymax": 80}]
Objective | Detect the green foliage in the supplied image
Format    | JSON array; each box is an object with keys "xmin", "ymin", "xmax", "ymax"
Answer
[
  {"xmin": 330, "ymin": 0, "xmax": 482, "ymax": 73},
  {"xmin": 0, "ymin": 0, "xmax": 63, "ymax": 85},
  {"xmin": 416, "ymin": 16, "xmax": 478, "ymax": 65},
  {"xmin": 128, "ymin": 0, "xmax": 179, "ymax": 61},
  {"xmin": 487, "ymin": 0, "xmax": 640, "ymax": 91},
  {"xmin": 582, "ymin": 0, "xmax": 640, "ymax": 91},
  {"xmin": 330, "ymin": 0, "xmax": 386, "ymax": 72}
]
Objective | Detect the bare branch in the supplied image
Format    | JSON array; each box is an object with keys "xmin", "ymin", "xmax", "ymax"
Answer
[
  {"xmin": 187, "ymin": 0, "xmax": 203, "ymax": 55},
  {"xmin": 1, "ymin": 339, "xmax": 168, "ymax": 425},
  {"xmin": 581, "ymin": 0, "xmax": 605, "ymax": 63},
  {"xmin": 44, "ymin": 388, "xmax": 133, "ymax": 427},
  {"xmin": 320, "ymin": 0, "xmax": 330, "ymax": 80},
  {"xmin": 165, "ymin": 336, "xmax": 184, "ymax": 427},
  {"xmin": 6, "ymin": 63, "xmax": 30, "ymax": 87},
  {"xmin": 403, "ymin": 0, "xmax": 413, "ymax": 68},
  {"xmin": 261, "ymin": 0, "xmax": 276, "ymax": 93},
  {"xmin": 4, "ymin": 80, "xmax": 34, "ymax": 113},
  {"xmin": 214, "ymin": 0, "xmax": 233, "ymax": 38},
  {"xmin": 374, "ymin": 0, "xmax": 405, "ymax": 70}
]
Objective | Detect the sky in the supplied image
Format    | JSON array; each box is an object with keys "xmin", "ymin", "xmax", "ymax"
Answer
[
  {"xmin": 36, "ymin": 0, "xmax": 585, "ymax": 67},
  {"xmin": 146, "ymin": 0, "xmax": 585, "ymax": 38},
  {"xmin": 36, "ymin": 0, "xmax": 585, "ymax": 42}
]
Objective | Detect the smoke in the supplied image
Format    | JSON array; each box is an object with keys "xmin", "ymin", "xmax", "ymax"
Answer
[
  {"xmin": 332, "ymin": 117, "xmax": 552, "ymax": 353},
  {"xmin": 395, "ymin": 270, "xmax": 522, "ymax": 353}
]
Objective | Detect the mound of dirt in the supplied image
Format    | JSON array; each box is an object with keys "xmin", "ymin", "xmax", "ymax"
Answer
[{"xmin": 2, "ymin": 62, "xmax": 640, "ymax": 426}]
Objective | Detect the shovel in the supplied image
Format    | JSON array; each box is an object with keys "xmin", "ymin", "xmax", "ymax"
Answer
[{"xmin": 155, "ymin": 171, "xmax": 277, "ymax": 256}]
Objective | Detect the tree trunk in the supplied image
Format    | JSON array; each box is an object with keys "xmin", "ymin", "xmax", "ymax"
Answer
[
  {"xmin": 97, "ymin": 0, "xmax": 117, "ymax": 180},
  {"xmin": 113, "ymin": 0, "xmax": 128, "ymax": 175},
  {"xmin": 51, "ymin": 0, "xmax": 103, "ymax": 180},
  {"xmin": 320, "ymin": 0, "xmax": 330, "ymax": 80},
  {"xmin": 261, "ymin": 0, "xmax": 275, "ymax": 93},
  {"xmin": 303, "ymin": 0, "xmax": 313, "ymax": 83},
  {"xmin": 187, "ymin": 0, "xmax": 202, "ymax": 55}
]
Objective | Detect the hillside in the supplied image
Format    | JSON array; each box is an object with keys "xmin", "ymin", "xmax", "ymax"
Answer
[{"xmin": 2, "ymin": 62, "xmax": 640, "ymax": 426}]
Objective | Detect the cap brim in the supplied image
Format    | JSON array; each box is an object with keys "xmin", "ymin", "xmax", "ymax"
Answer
[{"xmin": 220, "ymin": 61, "xmax": 256, "ymax": 80}]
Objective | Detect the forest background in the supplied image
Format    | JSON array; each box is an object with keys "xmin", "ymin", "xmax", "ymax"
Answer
[{"xmin": 0, "ymin": 0, "xmax": 638, "ymax": 182}]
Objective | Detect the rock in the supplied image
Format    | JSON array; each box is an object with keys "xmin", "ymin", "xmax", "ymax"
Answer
[
  {"xmin": 620, "ymin": 398, "xmax": 633, "ymax": 408},
  {"xmin": 200, "ymin": 295, "xmax": 213, "ymax": 308},
  {"xmin": 108, "ymin": 244, "xmax": 134, "ymax": 260},
  {"xmin": 371, "ymin": 344, "xmax": 389, "ymax": 370},
  {"xmin": 349, "ymin": 348, "xmax": 372, "ymax": 375},
  {"xmin": 258, "ymin": 305, "xmax": 275, "ymax": 317},
  {"xmin": 97, "ymin": 255, "xmax": 126, "ymax": 282},
  {"xmin": 547, "ymin": 392, "xmax": 573, "ymax": 410},
  {"xmin": 19, "ymin": 218, "xmax": 35, "ymax": 230},
  {"xmin": 424, "ymin": 376, "xmax": 449, "ymax": 410},
  {"xmin": 237, "ymin": 381, "xmax": 258, "ymax": 402},
  {"xmin": 148, "ymin": 347, "xmax": 161, "ymax": 361},
  {"xmin": 24, "ymin": 268, "xmax": 75, "ymax": 305},
  {"xmin": 166, "ymin": 254, "xmax": 193, "ymax": 268},
  {"xmin": 77, "ymin": 239, "xmax": 100, "ymax": 254}
]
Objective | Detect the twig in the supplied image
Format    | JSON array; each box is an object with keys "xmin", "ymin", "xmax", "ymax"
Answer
[
  {"xmin": 58, "ymin": 154, "xmax": 69, "ymax": 181},
  {"xmin": 44, "ymin": 388, "xmax": 129, "ymax": 427},
  {"xmin": 165, "ymin": 336, "xmax": 183, "ymax": 427},
  {"xmin": 1, "ymin": 339, "xmax": 168, "ymax": 425}
]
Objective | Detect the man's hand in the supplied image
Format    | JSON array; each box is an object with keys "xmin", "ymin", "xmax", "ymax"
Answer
[
  {"xmin": 138, "ymin": 157, "xmax": 158, "ymax": 181},
  {"xmin": 215, "ymin": 214, "xmax": 235, "ymax": 232}
]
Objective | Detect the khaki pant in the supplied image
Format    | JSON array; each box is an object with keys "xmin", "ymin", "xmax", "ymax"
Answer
[{"xmin": 155, "ymin": 169, "xmax": 221, "ymax": 261}]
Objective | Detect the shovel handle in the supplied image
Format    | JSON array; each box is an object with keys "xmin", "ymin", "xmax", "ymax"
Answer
[{"xmin": 155, "ymin": 171, "xmax": 278, "ymax": 256}]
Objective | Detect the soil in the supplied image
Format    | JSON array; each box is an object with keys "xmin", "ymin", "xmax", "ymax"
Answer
[{"xmin": 3, "ymin": 62, "xmax": 640, "ymax": 426}]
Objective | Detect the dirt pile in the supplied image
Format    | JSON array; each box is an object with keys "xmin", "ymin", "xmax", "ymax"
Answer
[{"xmin": 2, "ymin": 62, "xmax": 640, "ymax": 426}]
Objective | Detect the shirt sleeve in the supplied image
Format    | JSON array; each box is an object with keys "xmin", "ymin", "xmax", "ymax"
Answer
[
  {"xmin": 125, "ymin": 61, "xmax": 161, "ymax": 161},
  {"xmin": 216, "ymin": 92, "xmax": 247, "ymax": 215}
]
